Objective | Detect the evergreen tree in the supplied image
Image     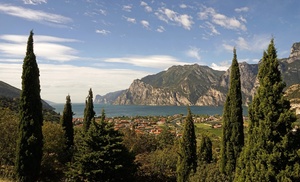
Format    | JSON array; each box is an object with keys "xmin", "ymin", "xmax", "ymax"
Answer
[
  {"xmin": 234, "ymin": 39, "xmax": 300, "ymax": 181},
  {"xmin": 220, "ymin": 48, "xmax": 244, "ymax": 179},
  {"xmin": 15, "ymin": 30, "xmax": 43, "ymax": 182},
  {"xmin": 83, "ymin": 88, "xmax": 95, "ymax": 132},
  {"xmin": 177, "ymin": 107, "xmax": 197, "ymax": 182},
  {"xmin": 60, "ymin": 94, "xmax": 74, "ymax": 162},
  {"xmin": 68, "ymin": 110, "xmax": 136, "ymax": 181},
  {"xmin": 198, "ymin": 134, "xmax": 212, "ymax": 164}
]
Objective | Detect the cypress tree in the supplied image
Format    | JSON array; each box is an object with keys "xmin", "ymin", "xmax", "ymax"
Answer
[
  {"xmin": 83, "ymin": 88, "xmax": 95, "ymax": 132},
  {"xmin": 234, "ymin": 39, "xmax": 300, "ymax": 181},
  {"xmin": 60, "ymin": 94, "xmax": 74, "ymax": 162},
  {"xmin": 15, "ymin": 30, "xmax": 43, "ymax": 182},
  {"xmin": 198, "ymin": 134, "xmax": 212, "ymax": 164},
  {"xmin": 220, "ymin": 48, "xmax": 244, "ymax": 179},
  {"xmin": 68, "ymin": 110, "xmax": 136, "ymax": 181},
  {"xmin": 176, "ymin": 107, "xmax": 197, "ymax": 182}
]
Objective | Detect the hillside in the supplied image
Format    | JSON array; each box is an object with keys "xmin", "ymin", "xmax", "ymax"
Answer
[
  {"xmin": 111, "ymin": 42, "xmax": 300, "ymax": 106},
  {"xmin": 0, "ymin": 81, "xmax": 53, "ymax": 110}
]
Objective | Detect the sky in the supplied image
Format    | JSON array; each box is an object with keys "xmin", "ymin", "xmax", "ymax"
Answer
[{"xmin": 0, "ymin": 0, "xmax": 300, "ymax": 103}]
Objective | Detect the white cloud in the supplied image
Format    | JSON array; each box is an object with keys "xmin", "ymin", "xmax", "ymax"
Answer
[
  {"xmin": 155, "ymin": 8, "xmax": 194, "ymax": 30},
  {"xmin": 123, "ymin": 5, "xmax": 132, "ymax": 12},
  {"xmin": 179, "ymin": 4, "xmax": 187, "ymax": 9},
  {"xmin": 186, "ymin": 47, "xmax": 201, "ymax": 60},
  {"xmin": 210, "ymin": 62, "xmax": 230, "ymax": 71},
  {"xmin": 96, "ymin": 29, "xmax": 111, "ymax": 35},
  {"xmin": 223, "ymin": 35, "xmax": 270, "ymax": 52},
  {"xmin": 123, "ymin": 16, "xmax": 136, "ymax": 23},
  {"xmin": 235, "ymin": 7, "xmax": 249, "ymax": 13},
  {"xmin": 156, "ymin": 26, "xmax": 165, "ymax": 33},
  {"xmin": 222, "ymin": 43, "xmax": 234, "ymax": 51},
  {"xmin": 0, "ymin": 63, "xmax": 150, "ymax": 103},
  {"xmin": 140, "ymin": 1, "xmax": 152, "ymax": 12},
  {"xmin": 104, "ymin": 55, "xmax": 190, "ymax": 69},
  {"xmin": 0, "ymin": 34, "xmax": 79, "ymax": 62},
  {"xmin": 204, "ymin": 22, "xmax": 220, "ymax": 35},
  {"xmin": 198, "ymin": 6, "xmax": 246, "ymax": 31},
  {"xmin": 0, "ymin": 4, "xmax": 72, "ymax": 26},
  {"xmin": 23, "ymin": 0, "xmax": 47, "ymax": 5},
  {"xmin": 141, "ymin": 20, "xmax": 150, "ymax": 29}
]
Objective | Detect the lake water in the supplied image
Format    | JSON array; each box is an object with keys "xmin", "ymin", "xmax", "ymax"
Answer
[{"xmin": 51, "ymin": 103, "xmax": 248, "ymax": 118}]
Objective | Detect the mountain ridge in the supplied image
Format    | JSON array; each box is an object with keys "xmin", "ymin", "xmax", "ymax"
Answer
[{"xmin": 96, "ymin": 42, "xmax": 300, "ymax": 106}]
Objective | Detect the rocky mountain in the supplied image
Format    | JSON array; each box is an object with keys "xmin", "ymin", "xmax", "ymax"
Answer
[
  {"xmin": 94, "ymin": 90, "xmax": 125, "ymax": 104},
  {"xmin": 111, "ymin": 42, "xmax": 300, "ymax": 106},
  {"xmin": 114, "ymin": 64, "xmax": 224, "ymax": 105}
]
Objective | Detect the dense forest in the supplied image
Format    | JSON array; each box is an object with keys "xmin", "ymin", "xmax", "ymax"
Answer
[{"xmin": 1, "ymin": 32, "xmax": 300, "ymax": 182}]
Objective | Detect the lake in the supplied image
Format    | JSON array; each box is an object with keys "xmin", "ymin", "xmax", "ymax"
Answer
[{"xmin": 50, "ymin": 103, "xmax": 248, "ymax": 118}]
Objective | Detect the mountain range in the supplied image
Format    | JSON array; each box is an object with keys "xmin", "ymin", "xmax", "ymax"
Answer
[{"xmin": 95, "ymin": 42, "xmax": 300, "ymax": 106}]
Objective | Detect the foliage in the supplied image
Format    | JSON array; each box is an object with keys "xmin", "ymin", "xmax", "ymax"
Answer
[
  {"xmin": 189, "ymin": 162, "xmax": 229, "ymax": 182},
  {"xmin": 198, "ymin": 134, "xmax": 212, "ymax": 164},
  {"xmin": 0, "ymin": 108, "xmax": 18, "ymax": 180},
  {"xmin": 135, "ymin": 144, "xmax": 178, "ymax": 182},
  {"xmin": 157, "ymin": 125, "xmax": 176, "ymax": 149},
  {"xmin": 220, "ymin": 48, "xmax": 244, "ymax": 179},
  {"xmin": 176, "ymin": 107, "xmax": 197, "ymax": 182},
  {"xmin": 60, "ymin": 95, "xmax": 74, "ymax": 162},
  {"xmin": 41, "ymin": 122, "xmax": 66, "ymax": 181},
  {"xmin": 83, "ymin": 88, "xmax": 95, "ymax": 132},
  {"xmin": 234, "ymin": 39, "xmax": 300, "ymax": 181},
  {"xmin": 121, "ymin": 128, "xmax": 158, "ymax": 155},
  {"xmin": 67, "ymin": 114, "xmax": 136, "ymax": 181},
  {"xmin": 15, "ymin": 30, "xmax": 44, "ymax": 182}
]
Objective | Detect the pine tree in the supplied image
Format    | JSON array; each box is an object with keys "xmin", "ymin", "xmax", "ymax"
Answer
[
  {"xmin": 220, "ymin": 48, "xmax": 244, "ymax": 179},
  {"xmin": 177, "ymin": 107, "xmax": 197, "ymax": 182},
  {"xmin": 15, "ymin": 31, "xmax": 43, "ymax": 182},
  {"xmin": 83, "ymin": 88, "xmax": 95, "ymax": 132},
  {"xmin": 60, "ymin": 94, "xmax": 74, "ymax": 162},
  {"xmin": 234, "ymin": 39, "xmax": 300, "ymax": 181},
  {"xmin": 68, "ymin": 110, "xmax": 136, "ymax": 181},
  {"xmin": 198, "ymin": 134, "xmax": 212, "ymax": 164}
]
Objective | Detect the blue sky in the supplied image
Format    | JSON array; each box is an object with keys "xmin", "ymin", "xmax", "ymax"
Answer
[{"xmin": 0, "ymin": 0, "xmax": 299, "ymax": 103}]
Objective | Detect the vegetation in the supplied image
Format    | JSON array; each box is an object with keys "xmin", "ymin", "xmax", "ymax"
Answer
[
  {"xmin": 67, "ymin": 110, "xmax": 136, "ymax": 181},
  {"xmin": 83, "ymin": 88, "xmax": 95, "ymax": 132},
  {"xmin": 15, "ymin": 31, "xmax": 44, "ymax": 182},
  {"xmin": 234, "ymin": 39, "xmax": 300, "ymax": 181},
  {"xmin": 220, "ymin": 48, "xmax": 244, "ymax": 179},
  {"xmin": 176, "ymin": 107, "xmax": 197, "ymax": 182},
  {"xmin": 60, "ymin": 94, "xmax": 74, "ymax": 162}
]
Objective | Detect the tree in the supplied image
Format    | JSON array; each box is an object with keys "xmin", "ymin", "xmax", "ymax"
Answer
[
  {"xmin": 0, "ymin": 108, "xmax": 18, "ymax": 166},
  {"xmin": 83, "ymin": 88, "xmax": 95, "ymax": 132},
  {"xmin": 68, "ymin": 110, "xmax": 136, "ymax": 181},
  {"xmin": 198, "ymin": 134, "xmax": 212, "ymax": 164},
  {"xmin": 41, "ymin": 122, "xmax": 66, "ymax": 181},
  {"xmin": 15, "ymin": 30, "xmax": 44, "ymax": 182},
  {"xmin": 220, "ymin": 48, "xmax": 244, "ymax": 179},
  {"xmin": 60, "ymin": 94, "xmax": 74, "ymax": 162},
  {"xmin": 176, "ymin": 107, "xmax": 197, "ymax": 182},
  {"xmin": 234, "ymin": 39, "xmax": 300, "ymax": 181}
]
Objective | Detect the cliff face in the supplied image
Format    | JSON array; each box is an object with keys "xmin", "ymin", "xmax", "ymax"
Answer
[
  {"xmin": 114, "ymin": 79, "xmax": 192, "ymax": 106},
  {"xmin": 111, "ymin": 42, "xmax": 300, "ymax": 106}
]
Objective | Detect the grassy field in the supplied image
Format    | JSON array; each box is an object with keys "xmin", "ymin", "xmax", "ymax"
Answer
[{"xmin": 194, "ymin": 122, "xmax": 222, "ymax": 138}]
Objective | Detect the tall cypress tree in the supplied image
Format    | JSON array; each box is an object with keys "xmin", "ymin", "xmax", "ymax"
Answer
[
  {"xmin": 60, "ymin": 94, "xmax": 74, "ymax": 161},
  {"xmin": 176, "ymin": 107, "xmax": 197, "ymax": 182},
  {"xmin": 15, "ymin": 31, "xmax": 43, "ymax": 182},
  {"xmin": 234, "ymin": 39, "xmax": 300, "ymax": 181},
  {"xmin": 220, "ymin": 48, "xmax": 244, "ymax": 179},
  {"xmin": 83, "ymin": 88, "xmax": 95, "ymax": 132},
  {"xmin": 198, "ymin": 134, "xmax": 212, "ymax": 164}
]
